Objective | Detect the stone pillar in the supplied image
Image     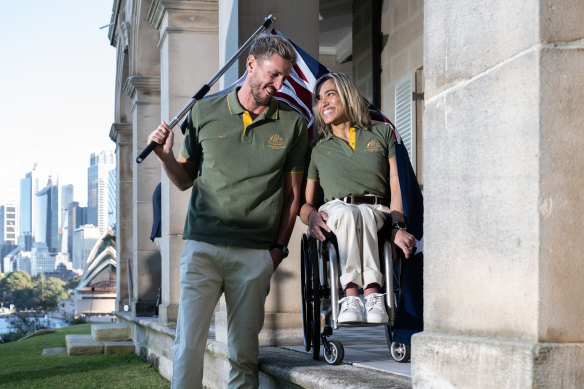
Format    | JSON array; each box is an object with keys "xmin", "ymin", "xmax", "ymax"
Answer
[
  {"xmin": 148, "ymin": 0, "xmax": 219, "ymax": 325},
  {"xmin": 126, "ymin": 75, "xmax": 162, "ymax": 317},
  {"xmin": 214, "ymin": 0, "xmax": 319, "ymax": 346},
  {"xmin": 414, "ymin": 1, "xmax": 584, "ymax": 387},
  {"xmin": 110, "ymin": 123, "xmax": 132, "ymax": 312}
]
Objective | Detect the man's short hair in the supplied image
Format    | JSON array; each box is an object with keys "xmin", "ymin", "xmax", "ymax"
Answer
[{"xmin": 249, "ymin": 34, "xmax": 297, "ymax": 64}]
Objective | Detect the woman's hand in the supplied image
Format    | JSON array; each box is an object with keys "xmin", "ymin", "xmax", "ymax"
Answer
[
  {"xmin": 308, "ymin": 210, "xmax": 330, "ymax": 241},
  {"xmin": 391, "ymin": 228, "xmax": 417, "ymax": 259}
]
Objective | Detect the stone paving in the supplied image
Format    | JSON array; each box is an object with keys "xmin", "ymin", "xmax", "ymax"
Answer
[{"xmin": 286, "ymin": 325, "xmax": 411, "ymax": 378}]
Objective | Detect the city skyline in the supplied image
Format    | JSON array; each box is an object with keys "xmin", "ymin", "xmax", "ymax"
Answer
[{"xmin": 0, "ymin": 1, "xmax": 117, "ymax": 207}]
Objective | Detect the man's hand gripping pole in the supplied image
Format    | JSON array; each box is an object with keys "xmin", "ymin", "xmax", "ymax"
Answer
[{"xmin": 136, "ymin": 14, "xmax": 276, "ymax": 163}]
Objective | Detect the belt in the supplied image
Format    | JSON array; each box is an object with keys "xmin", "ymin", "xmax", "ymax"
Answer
[{"xmin": 336, "ymin": 194, "xmax": 387, "ymax": 206}]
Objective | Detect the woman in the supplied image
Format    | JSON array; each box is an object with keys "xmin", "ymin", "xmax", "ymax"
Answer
[{"xmin": 300, "ymin": 73, "xmax": 416, "ymax": 323}]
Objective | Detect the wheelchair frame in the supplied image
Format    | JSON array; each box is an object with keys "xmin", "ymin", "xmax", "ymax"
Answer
[{"xmin": 300, "ymin": 232, "xmax": 411, "ymax": 365}]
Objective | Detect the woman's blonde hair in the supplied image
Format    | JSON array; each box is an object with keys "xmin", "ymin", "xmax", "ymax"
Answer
[{"xmin": 312, "ymin": 73, "xmax": 371, "ymax": 139}]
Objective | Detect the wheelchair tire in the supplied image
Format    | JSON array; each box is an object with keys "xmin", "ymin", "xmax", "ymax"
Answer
[
  {"xmin": 390, "ymin": 342, "xmax": 411, "ymax": 363},
  {"xmin": 323, "ymin": 340, "xmax": 344, "ymax": 365},
  {"xmin": 309, "ymin": 236, "xmax": 321, "ymax": 360},
  {"xmin": 300, "ymin": 234, "xmax": 312, "ymax": 352}
]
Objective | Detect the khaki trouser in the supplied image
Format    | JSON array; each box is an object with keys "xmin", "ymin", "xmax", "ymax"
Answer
[
  {"xmin": 171, "ymin": 240, "xmax": 273, "ymax": 389},
  {"xmin": 319, "ymin": 200, "xmax": 390, "ymax": 290}
]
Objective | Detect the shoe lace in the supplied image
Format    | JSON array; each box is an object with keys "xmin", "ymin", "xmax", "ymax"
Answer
[
  {"xmin": 339, "ymin": 296, "xmax": 363, "ymax": 311},
  {"xmin": 366, "ymin": 293, "xmax": 386, "ymax": 311}
]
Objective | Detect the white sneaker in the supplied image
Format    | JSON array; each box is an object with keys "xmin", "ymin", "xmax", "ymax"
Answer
[
  {"xmin": 365, "ymin": 293, "xmax": 389, "ymax": 323},
  {"xmin": 338, "ymin": 296, "xmax": 364, "ymax": 323}
]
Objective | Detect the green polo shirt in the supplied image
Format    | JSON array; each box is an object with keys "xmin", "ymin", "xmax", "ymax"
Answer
[
  {"xmin": 179, "ymin": 88, "xmax": 307, "ymax": 249},
  {"xmin": 307, "ymin": 123, "xmax": 395, "ymax": 202}
]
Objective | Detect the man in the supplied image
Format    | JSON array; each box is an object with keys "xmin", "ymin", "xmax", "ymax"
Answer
[{"xmin": 147, "ymin": 34, "xmax": 307, "ymax": 389}]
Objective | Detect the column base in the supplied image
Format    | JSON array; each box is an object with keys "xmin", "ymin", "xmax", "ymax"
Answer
[
  {"xmin": 412, "ymin": 331, "xmax": 584, "ymax": 388},
  {"xmin": 132, "ymin": 300, "xmax": 157, "ymax": 318},
  {"xmin": 158, "ymin": 303, "xmax": 178, "ymax": 325}
]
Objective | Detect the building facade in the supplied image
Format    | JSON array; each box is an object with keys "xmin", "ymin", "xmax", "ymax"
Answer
[
  {"xmin": 107, "ymin": 0, "xmax": 584, "ymax": 387},
  {"xmin": 19, "ymin": 169, "xmax": 38, "ymax": 243},
  {"xmin": 0, "ymin": 204, "xmax": 17, "ymax": 245},
  {"xmin": 35, "ymin": 178, "xmax": 59, "ymax": 254},
  {"xmin": 87, "ymin": 150, "xmax": 115, "ymax": 235},
  {"xmin": 72, "ymin": 224, "xmax": 100, "ymax": 273}
]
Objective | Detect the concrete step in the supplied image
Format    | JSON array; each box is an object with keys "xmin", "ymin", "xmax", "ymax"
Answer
[
  {"xmin": 91, "ymin": 323, "xmax": 131, "ymax": 342},
  {"xmin": 104, "ymin": 341, "xmax": 135, "ymax": 355},
  {"xmin": 66, "ymin": 334, "xmax": 104, "ymax": 356}
]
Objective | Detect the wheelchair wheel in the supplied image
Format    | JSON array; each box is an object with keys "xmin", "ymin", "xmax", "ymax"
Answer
[
  {"xmin": 390, "ymin": 342, "xmax": 411, "ymax": 363},
  {"xmin": 323, "ymin": 340, "xmax": 344, "ymax": 365},
  {"xmin": 309, "ymin": 236, "xmax": 321, "ymax": 360},
  {"xmin": 300, "ymin": 234, "xmax": 312, "ymax": 352}
]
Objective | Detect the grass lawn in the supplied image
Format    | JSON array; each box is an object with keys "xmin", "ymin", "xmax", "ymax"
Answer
[{"xmin": 0, "ymin": 323, "xmax": 170, "ymax": 389}]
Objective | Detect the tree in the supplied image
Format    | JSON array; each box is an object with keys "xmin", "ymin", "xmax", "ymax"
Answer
[
  {"xmin": 32, "ymin": 276, "xmax": 68, "ymax": 311},
  {"xmin": 0, "ymin": 271, "xmax": 34, "ymax": 309},
  {"xmin": 65, "ymin": 274, "xmax": 82, "ymax": 291}
]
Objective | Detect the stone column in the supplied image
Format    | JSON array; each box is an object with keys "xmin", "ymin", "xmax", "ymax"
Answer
[
  {"xmin": 414, "ymin": 1, "xmax": 584, "ymax": 387},
  {"xmin": 126, "ymin": 75, "xmax": 163, "ymax": 317},
  {"xmin": 214, "ymin": 0, "xmax": 319, "ymax": 346},
  {"xmin": 148, "ymin": 0, "xmax": 219, "ymax": 325},
  {"xmin": 110, "ymin": 122, "xmax": 132, "ymax": 312}
]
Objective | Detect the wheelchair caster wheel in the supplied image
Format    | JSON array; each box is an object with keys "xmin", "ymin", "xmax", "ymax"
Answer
[
  {"xmin": 390, "ymin": 342, "xmax": 411, "ymax": 363},
  {"xmin": 323, "ymin": 340, "xmax": 344, "ymax": 365}
]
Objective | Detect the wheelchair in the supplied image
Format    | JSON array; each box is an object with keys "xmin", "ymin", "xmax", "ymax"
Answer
[{"xmin": 300, "ymin": 224, "xmax": 411, "ymax": 365}]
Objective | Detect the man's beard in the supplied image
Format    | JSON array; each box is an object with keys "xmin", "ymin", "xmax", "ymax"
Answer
[{"xmin": 248, "ymin": 77, "xmax": 271, "ymax": 106}]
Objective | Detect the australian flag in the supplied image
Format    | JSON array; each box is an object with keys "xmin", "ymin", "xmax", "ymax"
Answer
[{"xmin": 204, "ymin": 28, "xmax": 424, "ymax": 345}]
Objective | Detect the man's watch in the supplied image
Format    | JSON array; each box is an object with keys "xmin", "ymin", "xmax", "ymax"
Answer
[
  {"xmin": 392, "ymin": 221, "xmax": 407, "ymax": 231},
  {"xmin": 270, "ymin": 244, "xmax": 289, "ymax": 258}
]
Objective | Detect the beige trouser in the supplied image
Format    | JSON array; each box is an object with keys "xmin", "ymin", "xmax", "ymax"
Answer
[
  {"xmin": 319, "ymin": 200, "xmax": 390, "ymax": 290},
  {"xmin": 171, "ymin": 240, "xmax": 273, "ymax": 389}
]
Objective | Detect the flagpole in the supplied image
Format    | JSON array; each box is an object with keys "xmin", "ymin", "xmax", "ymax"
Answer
[{"xmin": 136, "ymin": 14, "xmax": 276, "ymax": 163}]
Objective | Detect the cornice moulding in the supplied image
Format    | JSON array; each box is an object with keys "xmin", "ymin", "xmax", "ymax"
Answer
[
  {"xmin": 149, "ymin": 0, "xmax": 218, "ymax": 29},
  {"xmin": 109, "ymin": 122, "xmax": 132, "ymax": 143},
  {"xmin": 123, "ymin": 76, "xmax": 161, "ymax": 99}
]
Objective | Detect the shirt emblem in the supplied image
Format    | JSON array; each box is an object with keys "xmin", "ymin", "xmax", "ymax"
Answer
[
  {"xmin": 365, "ymin": 140, "xmax": 383, "ymax": 152},
  {"xmin": 265, "ymin": 134, "xmax": 286, "ymax": 150}
]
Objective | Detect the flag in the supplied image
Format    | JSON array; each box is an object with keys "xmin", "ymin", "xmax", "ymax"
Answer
[{"xmin": 201, "ymin": 28, "xmax": 424, "ymax": 345}]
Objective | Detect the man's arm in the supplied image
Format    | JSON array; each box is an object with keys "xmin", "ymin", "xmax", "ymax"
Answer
[
  {"xmin": 270, "ymin": 172, "xmax": 303, "ymax": 269},
  {"xmin": 148, "ymin": 121, "xmax": 198, "ymax": 191}
]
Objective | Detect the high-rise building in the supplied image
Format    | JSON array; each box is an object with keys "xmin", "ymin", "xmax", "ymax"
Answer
[
  {"xmin": 0, "ymin": 204, "xmax": 17, "ymax": 245},
  {"xmin": 19, "ymin": 169, "xmax": 38, "ymax": 241},
  {"xmin": 108, "ymin": 167, "xmax": 116, "ymax": 230},
  {"xmin": 61, "ymin": 184, "xmax": 74, "ymax": 228},
  {"xmin": 35, "ymin": 177, "xmax": 59, "ymax": 253},
  {"xmin": 72, "ymin": 224, "xmax": 100, "ymax": 272},
  {"xmin": 87, "ymin": 151, "xmax": 115, "ymax": 235},
  {"xmin": 67, "ymin": 201, "xmax": 87, "ymax": 256},
  {"xmin": 31, "ymin": 242, "xmax": 54, "ymax": 276}
]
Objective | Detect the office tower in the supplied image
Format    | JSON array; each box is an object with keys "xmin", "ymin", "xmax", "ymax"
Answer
[
  {"xmin": 31, "ymin": 242, "xmax": 54, "ymax": 276},
  {"xmin": 108, "ymin": 167, "xmax": 116, "ymax": 230},
  {"xmin": 35, "ymin": 177, "xmax": 59, "ymax": 253},
  {"xmin": 61, "ymin": 184, "xmax": 74, "ymax": 228},
  {"xmin": 67, "ymin": 201, "xmax": 87, "ymax": 256},
  {"xmin": 0, "ymin": 204, "xmax": 17, "ymax": 244},
  {"xmin": 72, "ymin": 224, "xmax": 100, "ymax": 272},
  {"xmin": 87, "ymin": 151, "xmax": 115, "ymax": 234},
  {"xmin": 19, "ymin": 169, "xmax": 38, "ymax": 241}
]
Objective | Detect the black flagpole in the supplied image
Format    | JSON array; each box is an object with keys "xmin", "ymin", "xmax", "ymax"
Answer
[{"xmin": 136, "ymin": 14, "xmax": 275, "ymax": 163}]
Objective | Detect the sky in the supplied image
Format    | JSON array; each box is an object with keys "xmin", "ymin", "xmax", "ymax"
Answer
[{"xmin": 0, "ymin": 1, "xmax": 116, "ymax": 207}]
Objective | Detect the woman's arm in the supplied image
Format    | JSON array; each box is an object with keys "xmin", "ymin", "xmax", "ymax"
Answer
[
  {"xmin": 300, "ymin": 179, "xmax": 331, "ymax": 241},
  {"xmin": 388, "ymin": 157, "xmax": 417, "ymax": 258}
]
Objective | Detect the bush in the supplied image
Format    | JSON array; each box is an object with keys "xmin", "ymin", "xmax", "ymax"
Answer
[
  {"xmin": 62, "ymin": 312, "xmax": 88, "ymax": 325},
  {"xmin": 0, "ymin": 313, "xmax": 51, "ymax": 344}
]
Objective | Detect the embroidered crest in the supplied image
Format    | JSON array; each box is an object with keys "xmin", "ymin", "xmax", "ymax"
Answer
[
  {"xmin": 365, "ymin": 140, "xmax": 383, "ymax": 152},
  {"xmin": 265, "ymin": 134, "xmax": 286, "ymax": 150}
]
